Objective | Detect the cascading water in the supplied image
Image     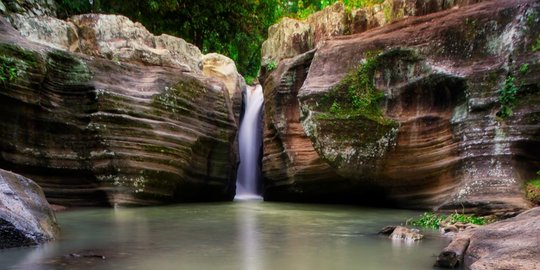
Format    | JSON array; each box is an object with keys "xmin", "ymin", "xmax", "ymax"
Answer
[{"xmin": 235, "ymin": 84, "xmax": 264, "ymax": 200}]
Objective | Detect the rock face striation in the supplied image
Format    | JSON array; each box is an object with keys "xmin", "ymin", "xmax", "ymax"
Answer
[
  {"xmin": 0, "ymin": 12, "xmax": 238, "ymax": 206},
  {"xmin": 0, "ymin": 168, "xmax": 59, "ymax": 249},
  {"xmin": 262, "ymin": 0, "xmax": 540, "ymax": 214}
]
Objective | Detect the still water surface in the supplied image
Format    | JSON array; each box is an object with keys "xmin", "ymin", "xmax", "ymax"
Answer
[{"xmin": 0, "ymin": 202, "xmax": 450, "ymax": 270}]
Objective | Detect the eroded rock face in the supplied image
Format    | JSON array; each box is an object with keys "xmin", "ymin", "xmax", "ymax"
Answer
[
  {"xmin": 0, "ymin": 169, "xmax": 59, "ymax": 249},
  {"xmin": 0, "ymin": 18, "xmax": 237, "ymax": 206},
  {"xmin": 262, "ymin": 0, "xmax": 540, "ymax": 214}
]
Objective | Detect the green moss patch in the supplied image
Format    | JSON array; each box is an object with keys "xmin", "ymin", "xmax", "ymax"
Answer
[
  {"xmin": 317, "ymin": 51, "xmax": 390, "ymax": 125},
  {"xmin": 46, "ymin": 50, "xmax": 92, "ymax": 84},
  {"xmin": 526, "ymin": 172, "xmax": 540, "ymax": 205},
  {"xmin": 0, "ymin": 44, "xmax": 41, "ymax": 84}
]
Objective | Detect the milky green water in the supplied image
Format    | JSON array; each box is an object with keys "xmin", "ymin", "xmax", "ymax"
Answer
[{"xmin": 0, "ymin": 202, "xmax": 450, "ymax": 270}]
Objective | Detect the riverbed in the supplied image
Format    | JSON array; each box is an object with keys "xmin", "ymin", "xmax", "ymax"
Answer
[{"xmin": 0, "ymin": 202, "xmax": 450, "ymax": 270}]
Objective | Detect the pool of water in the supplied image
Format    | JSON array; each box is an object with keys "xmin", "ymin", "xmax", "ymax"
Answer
[{"xmin": 0, "ymin": 202, "xmax": 450, "ymax": 270}]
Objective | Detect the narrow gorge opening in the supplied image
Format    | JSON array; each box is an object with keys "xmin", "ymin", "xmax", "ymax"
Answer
[{"xmin": 235, "ymin": 84, "xmax": 264, "ymax": 200}]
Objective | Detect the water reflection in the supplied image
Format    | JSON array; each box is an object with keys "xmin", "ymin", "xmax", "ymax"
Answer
[
  {"xmin": 237, "ymin": 202, "xmax": 262, "ymax": 270},
  {"xmin": 0, "ymin": 203, "xmax": 448, "ymax": 270}
]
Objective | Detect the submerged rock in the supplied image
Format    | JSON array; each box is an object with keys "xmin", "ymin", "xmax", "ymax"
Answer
[
  {"xmin": 262, "ymin": 0, "xmax": 539, "ymax": 214},
  {"xmin": 0, "ymin": 169, "xmax": 59, "ymax": 249}
]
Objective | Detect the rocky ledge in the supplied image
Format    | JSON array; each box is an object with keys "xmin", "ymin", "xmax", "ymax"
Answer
[
  {"xmin": 0, "ymin": 168, "xmax": 59, "ymax": 249},
  {"xmin": 0, "ymin": 14, "xmax": 239, "ymax": 206},
  {"xmin": 262, "ymin": 0, "xmax": 540, "ymax": 215}
]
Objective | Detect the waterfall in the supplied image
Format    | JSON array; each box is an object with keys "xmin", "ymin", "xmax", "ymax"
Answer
[{"xmin": 235, "ymin": 84, "xmax": 264, "ymax": 200}]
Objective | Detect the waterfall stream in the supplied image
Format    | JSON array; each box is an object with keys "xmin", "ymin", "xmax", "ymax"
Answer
[{"xmin": 235, "ymin": 84, "xmax": 264, "ymax": 200}]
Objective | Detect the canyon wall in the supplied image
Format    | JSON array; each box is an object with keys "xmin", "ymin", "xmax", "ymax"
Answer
[
  {"xmin": 262, "ymin": 0, "xmax": 540, "ymax": 214},
  {"xmin": 0, "ymin": 10, "xmax": 240, "ymax": 206}
]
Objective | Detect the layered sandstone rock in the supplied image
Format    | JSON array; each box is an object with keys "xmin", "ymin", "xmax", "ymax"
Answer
[
  {"xmin": 262, "ymin": 50, "xmax": 351, "ymax": 202},
  {"xmin": 0, "ymin": 169, "xmax": 59, "ymax": 249},
  {"xmin": 0, "ymin": 17, "xmax": 237, "ymax": 206},
  {"xmin": 262, "ymin": 0, "xmax": 540, "ymax": 214}
]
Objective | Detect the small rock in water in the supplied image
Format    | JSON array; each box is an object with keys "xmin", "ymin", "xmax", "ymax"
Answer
[{"xmin": 389, "ymin": 226, "xmax": 424, "ymax": 241}]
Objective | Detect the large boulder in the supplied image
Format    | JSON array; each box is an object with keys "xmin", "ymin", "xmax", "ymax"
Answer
[
  {"xmin": 0, "ymin": 168, "xmax": 59, "ymax": 249},
  {"xmin": 262, "ymin": 0, "xmax": 540, "ymax": 214},
  {"xmin": 0, "ymin": 17, "xmax": 237, "ymax": 206}
]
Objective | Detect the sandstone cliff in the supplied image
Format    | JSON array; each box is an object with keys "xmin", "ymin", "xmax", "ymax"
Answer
[
  {"xmin": 262, "ymin": 0, "xmax": 540, "ymax": 214},
  {"xmin": 0, "ymin": 14, "xmax": 239, "ymax": 206}
]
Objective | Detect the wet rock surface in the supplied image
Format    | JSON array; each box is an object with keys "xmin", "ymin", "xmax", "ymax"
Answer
[{"xmin": 0, "ymin": 168, "xmax": 59, "ymax": 249}]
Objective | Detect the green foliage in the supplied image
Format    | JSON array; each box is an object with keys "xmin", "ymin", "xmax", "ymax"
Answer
[
  {"xmin": 266, "ymin": 60, "xmax": 278, "ymax": 71},
  {"xmin": 56, "ymin": 0, "xmax": 92, "ymax": 18},
  {"xmin": 527, "ymin": 11, "xmax": 538, "ymax": 26},
  {"xmin": 497, "ymin": 76, "xmax": 518, "ymax": 118},
  {"xmin": 533, "ymin": 37, "xmax": 540, "ymax": 52},
  {"xmin": 0, "ymin": 56, "xmax": 18, "ymax": 83},
  {"xmin": 329, "ymin": 100, "xmax": 341, "ymax": 113},
  {"xmin": 408, "ymin": 212, "xmax": 487, "ymax": 229},
  {"xmin": 407, "ymin": 212, "xmax": 441, "ymax": 229},
  {"xmin": 526, "ymin": 171, "xmax": 540, "ymax": 205},
  {"xmin": 277, "ymin": 0, "xmax": 384, "ymax": 19},
  {"xmin": 244, "ymin": 75, "xmax": 256, "ymax": 85},
  {"xmin": 519, "ymin": 63, "xmax": 529, "ymax": 74}
]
